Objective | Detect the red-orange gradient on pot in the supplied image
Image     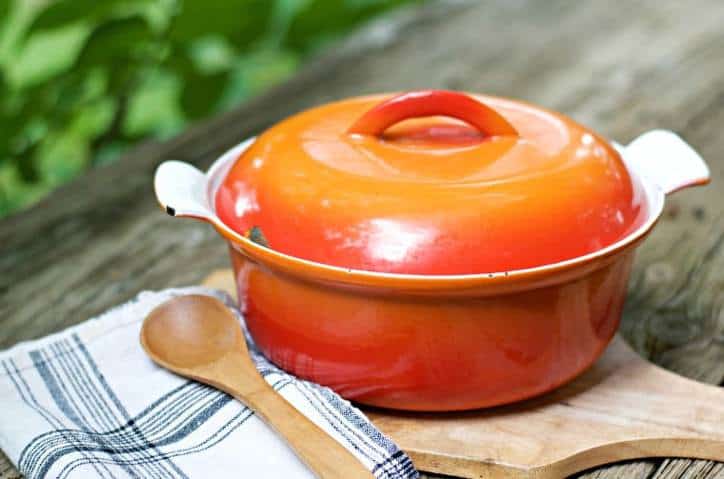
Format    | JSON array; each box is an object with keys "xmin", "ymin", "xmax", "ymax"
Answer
[{"xmin": 155, "ymin": 90, "xmax": 709, "ymax": 410}]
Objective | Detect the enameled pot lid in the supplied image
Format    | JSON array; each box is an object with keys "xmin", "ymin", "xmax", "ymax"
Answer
[{"xmin": 215, "ymin": 90, "xmax": 647, "ymax": 275}]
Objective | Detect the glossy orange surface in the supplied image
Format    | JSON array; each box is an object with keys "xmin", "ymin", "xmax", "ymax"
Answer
[
  {"xmin": 229, "ymin": 242, "xmax": 633, "ymax": 410},
  {"xmin": 216, "ymin": 91, "xmax": 647, "ymax": 274},
  {"xmin": 155, "ymin": 91, "xmax": 708, "ymax": 411}
]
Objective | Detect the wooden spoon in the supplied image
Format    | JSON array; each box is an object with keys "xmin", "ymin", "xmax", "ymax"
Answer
[{"xmin": 140, "ymin": 294, "xmax": 373, "ymax": 479}]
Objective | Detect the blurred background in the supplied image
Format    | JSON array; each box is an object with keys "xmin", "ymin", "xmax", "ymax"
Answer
[{"xmin": 0, "ymin": 0, "xmax": 423, "ymax": 217}]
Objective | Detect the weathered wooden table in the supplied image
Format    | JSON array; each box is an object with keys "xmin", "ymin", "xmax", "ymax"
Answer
[{"xmin": 1, "ymin": 1, "xmax": 723, "ymax": 477}]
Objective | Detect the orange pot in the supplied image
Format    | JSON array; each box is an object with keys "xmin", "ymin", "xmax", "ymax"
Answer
[{"xmin": 155, "ymin": 91, "xmax": 709, "ymax": 410}]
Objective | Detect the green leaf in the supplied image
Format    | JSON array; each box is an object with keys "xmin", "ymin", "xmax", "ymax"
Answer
[
  {"xmin": 14, "ymin": 141, "xmax": 40, "ymax": 182},
  {"xmin": 0, "ymin": 163, "xmax": 53, "ymax": 215},
  {"xmin": 26, "ymin": 0, "xmax": 155, "ymax": 34},
  {"xmin": 9, "ymin": 23, "xmax": 89, "ymax": 87},
  {"xmin": 0, "ymin": 93, "xmax": 48, "ymax": 178},
  {"xmin": 28, "ymin": 0, "xmax": 102, "ymax": 32},
  {"xmin": 65, "ymin": 67, "xmax": 109, "ymax": 105},
  {"xmin": 123, "ymin": 68, "xmax": 184, "ymax": 138},
  {"xmin": 262, "ymin": 0, "xmax": 309, "ymax": 48},
  {"xmin": 31, "ymin": 96, "xmax": 114, "ymax": 184},
  {"xmin": 284, "ymin": 0, "xmax": 421, "ymax": 53},
  {"xmin": 0, "ymin": 0, "xmax": 11, "ymax": 25},
  {"xmin": 179, "ymin": 67, "xmax": 229, "ymax": 119},
  {"xmin": 165, "ymin": 50, "xmax": 228, "ymax": 119},
  {"xmin": 168, "ymin": 0, "xmax": 273, "ymax": 49},
  {"xmin": 73, "ymin": 96, "xmax": 116, "ymax": 138},
  {"xmin": 0, "ymin": 70, "xmax": 6, "ymax": 110},
  {"xmin": 75, "ymin": 16, "xmax": 154, "ymax": 69},
  {"xmin": 220, "ymin": 47, "xmax": 298, "ymax": 109},
  {"xmin": 35, "ymin": 130, "xmax": 90, "ymax": 185},
  {"xmin": 188, "ymin": 35, "xmax": 236, "ymax": 74}
]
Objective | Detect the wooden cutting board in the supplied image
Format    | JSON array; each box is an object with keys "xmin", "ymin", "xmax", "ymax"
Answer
[{"xmin": 203, "ymin": 270, "xmax": 724, "ymax": 479}]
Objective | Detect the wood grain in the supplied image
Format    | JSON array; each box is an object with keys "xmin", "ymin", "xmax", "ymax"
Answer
[{"xmin": 1, "ymin": 0, "xmax": 723, "ymax": 477}]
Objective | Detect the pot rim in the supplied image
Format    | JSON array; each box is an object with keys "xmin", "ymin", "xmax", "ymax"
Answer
[
  {"xmin": 154, "ymin": 129, "xmax": 708, "ymax": 292},
  {"xmin": 205, "ymin": 138, "xmax": 652, "ymax": 290}
]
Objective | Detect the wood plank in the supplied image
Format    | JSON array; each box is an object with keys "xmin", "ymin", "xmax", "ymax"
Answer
[{"xmin": 1, "ymin": 0, "xmax": 723, "ymax": 477}]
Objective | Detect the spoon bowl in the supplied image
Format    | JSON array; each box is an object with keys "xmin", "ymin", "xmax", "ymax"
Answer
[{"xmin": 141, "ymin": 295, "xmax": 244, "ymax": 368}]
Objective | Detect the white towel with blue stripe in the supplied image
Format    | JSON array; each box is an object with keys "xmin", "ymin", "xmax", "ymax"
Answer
[{"xmin": 0, "ymin": 287, "xmax": 418, "ymax": 479}]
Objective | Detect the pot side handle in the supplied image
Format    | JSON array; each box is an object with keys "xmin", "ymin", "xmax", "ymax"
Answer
[
  {"xmin": 622, "ymin": 130, "xmax": 710, "ymax": 194},
  {"xmin": 154, "ymin": 161, "xmax": 214, "ymax": 220}
]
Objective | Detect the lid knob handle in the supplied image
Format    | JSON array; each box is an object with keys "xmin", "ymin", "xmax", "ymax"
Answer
[{"xmin": 347, "ymin": 90, "xmax": 519, "ymax": 138}]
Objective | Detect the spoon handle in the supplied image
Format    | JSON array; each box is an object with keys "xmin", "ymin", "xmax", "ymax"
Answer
[{"xmin": 223, "ymin": 358, "xmax": 374, "ymax": 478}]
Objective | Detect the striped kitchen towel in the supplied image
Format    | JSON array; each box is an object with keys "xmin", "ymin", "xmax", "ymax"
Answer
[{"xmin": 0, "ymin": 287, "xmax": 418, "ymax": 479}]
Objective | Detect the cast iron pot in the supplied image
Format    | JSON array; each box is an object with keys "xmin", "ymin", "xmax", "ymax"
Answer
[{"xmin": 154, "ymin": 90, "xmax": 709, "ymax": 411}]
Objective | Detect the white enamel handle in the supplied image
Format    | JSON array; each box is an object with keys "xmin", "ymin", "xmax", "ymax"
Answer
[
  {"xmin": 622, "ymin": 130, "xmax": 710, "ymax": 194},
  {"xmin": 154, "ymin": 161, "xmax": 214, "ymax": 220}
]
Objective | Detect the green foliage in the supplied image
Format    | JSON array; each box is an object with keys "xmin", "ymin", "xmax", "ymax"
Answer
[{"xmin": 0, "ymin": 0, "xmax": 421, "ymax": 216}]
